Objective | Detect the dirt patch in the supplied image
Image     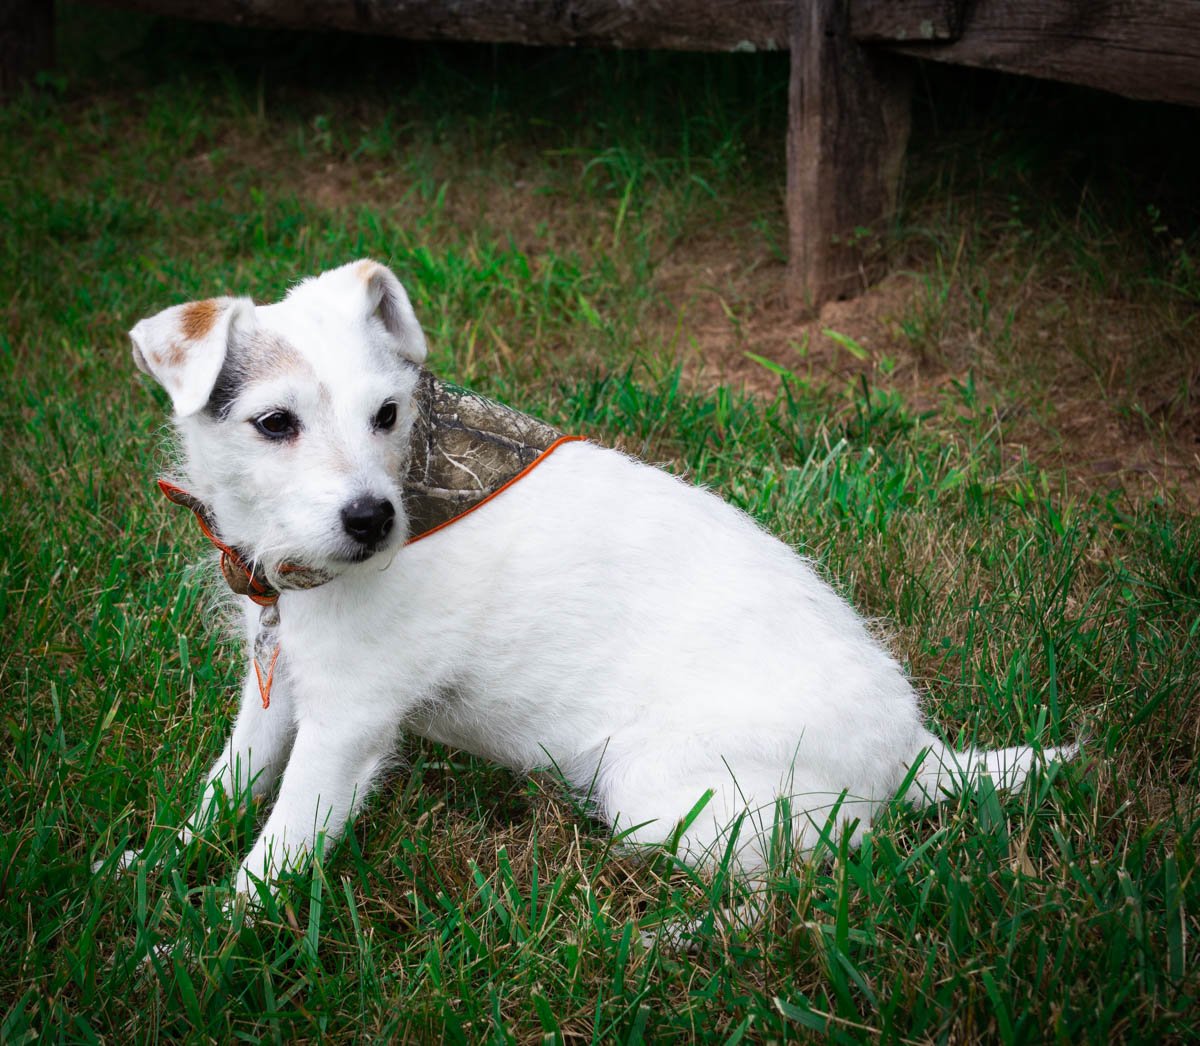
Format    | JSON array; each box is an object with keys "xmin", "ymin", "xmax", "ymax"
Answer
[{"xmin": 653, "ymin": 234, "xmax": 1200, "ymax": 507}]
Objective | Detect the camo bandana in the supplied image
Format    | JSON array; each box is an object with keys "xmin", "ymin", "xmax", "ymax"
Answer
[{"xmin": 160, "ymin": 371, "xmax": 584, "ymax": 707}]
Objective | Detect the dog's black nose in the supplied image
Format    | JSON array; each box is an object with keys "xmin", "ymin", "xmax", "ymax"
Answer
[{"xmin": 341, "ymin": 496, "xmax": 395, "ymax": 546}]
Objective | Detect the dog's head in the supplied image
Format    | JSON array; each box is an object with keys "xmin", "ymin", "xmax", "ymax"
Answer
[{"xmin": 130, "ymin": 260, "xmax": 428, "ymax": 587}]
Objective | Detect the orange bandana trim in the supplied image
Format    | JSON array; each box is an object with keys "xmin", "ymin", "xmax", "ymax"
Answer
[{"xmin": 403, "ymin": 434, "xmax": 584, "ymax": 547}]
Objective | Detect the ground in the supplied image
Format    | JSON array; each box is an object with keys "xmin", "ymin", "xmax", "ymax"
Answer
[{"xmin": 674, "ymin": 260, "xmax": 1200, "ymax": 505}]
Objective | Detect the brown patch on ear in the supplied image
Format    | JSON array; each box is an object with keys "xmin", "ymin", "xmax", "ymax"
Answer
[
  {"xmin": 355, "ymin": 259, "xmax": 379, "ymax": 283},
  {"xmin": 180, "ymin": 299, "xmax": 222, "ymax": 341}
]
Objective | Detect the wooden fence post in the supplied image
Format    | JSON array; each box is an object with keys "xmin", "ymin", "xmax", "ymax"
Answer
[{"xmin": 787, "ymin": 0, "xmax": 911, "ymax": 310}]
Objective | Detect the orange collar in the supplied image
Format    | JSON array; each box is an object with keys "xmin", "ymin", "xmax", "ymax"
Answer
[{"xmin": 158, "ymin": 480, "xmax": 283, "ymax": 606}]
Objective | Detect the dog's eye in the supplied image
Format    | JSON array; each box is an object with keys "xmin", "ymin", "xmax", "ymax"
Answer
[
  {"xmin": 252, "ymin": 410, "xmax": 299, "ymax": 440},
  {"xmin": 373, "ymin": 401, "xmax": 398, "ymax": 432}
]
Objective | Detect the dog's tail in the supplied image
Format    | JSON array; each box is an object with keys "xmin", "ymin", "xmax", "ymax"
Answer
[{"xmin": 904, "ymin": 737, "xmax": 1077, "ymax": 808}]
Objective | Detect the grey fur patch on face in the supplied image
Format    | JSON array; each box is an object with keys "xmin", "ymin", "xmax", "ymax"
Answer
[{"xmin": 205, "ymin": 331, "xmax": 314, "ymax": 419}]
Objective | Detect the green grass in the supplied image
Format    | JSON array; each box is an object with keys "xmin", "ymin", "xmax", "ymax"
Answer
[{"xmin": 2, "ymin": 6, "xmax": 1199, "ymax": 1041}]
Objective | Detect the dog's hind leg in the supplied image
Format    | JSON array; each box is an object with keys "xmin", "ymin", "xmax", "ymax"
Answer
[
  {"xmin": 598, "ymin": 767, "xmax": 799, "ymax": 950},
  {"xmin": 602, "ymin": 765, "xmax": 879, "ymax": 951},
  {"xmin": 599, "ymin": 755, "xmax": 860, "ymax": 873}
]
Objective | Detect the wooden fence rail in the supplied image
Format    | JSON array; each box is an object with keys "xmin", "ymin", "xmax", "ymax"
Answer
[{"xmin": 6, "ymin": 0, "xmax": 1198, "ymax": 306}]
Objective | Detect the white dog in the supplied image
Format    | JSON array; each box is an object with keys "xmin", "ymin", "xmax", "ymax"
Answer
[{"xmin": 124, "ymin": 259, "xmax": 1071, "ymax": 900}]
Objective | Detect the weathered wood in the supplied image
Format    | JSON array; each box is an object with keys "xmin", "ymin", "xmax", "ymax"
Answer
[
  {"xmin": 86, "ymin": 0, "xmax": 1200, "ymax": 108},
  {"xmin": 879, "ymin": 0, "xmax": 1200, "ymax": 108},
  {"xmin": 85, "ymin": 0, "xmax": 792, "ymax": 52},
  {"xmin": 0, "ymin": 0, "xmax": 54, "ymax": 94},
  {"xmin": 851, "ymin": 0, "xmax": 965, "ymax": 43},
  {"xmin": 787, "ymin": 0, "xmax": 911, "ymax": 308},
  {"xmin": 81, "ymin": 0, "xmax": 1199, "ymax": 310}
]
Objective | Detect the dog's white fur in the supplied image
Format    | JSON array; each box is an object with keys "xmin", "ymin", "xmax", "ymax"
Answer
[{"xmin": 125, "ymin": 259, "xmax": 1071, "ymax": 899}]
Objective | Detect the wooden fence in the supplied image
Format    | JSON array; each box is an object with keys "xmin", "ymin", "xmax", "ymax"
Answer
[{"xmin": 6, "ymin": 0, "xmax": 1198, "ymax": 306}]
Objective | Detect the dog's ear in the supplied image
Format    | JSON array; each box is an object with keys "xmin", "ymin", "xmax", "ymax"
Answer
[
  {"xmin": 356, "ymin": 259, "xmax": 428, "ymax": 365},
  {"xmin": 129, "ymin": 297, "xmax": 256, "ymax": 417}
]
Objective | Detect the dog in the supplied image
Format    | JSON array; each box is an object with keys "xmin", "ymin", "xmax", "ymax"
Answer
[{"xmin": 121, "ymin": 259, "xmax": 1073, "ymax": 901}]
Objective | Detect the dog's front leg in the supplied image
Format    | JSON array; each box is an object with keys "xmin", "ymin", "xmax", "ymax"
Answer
[{"xmin": 234, "ymin": 714, "xmax": 396, "ymax": 899}]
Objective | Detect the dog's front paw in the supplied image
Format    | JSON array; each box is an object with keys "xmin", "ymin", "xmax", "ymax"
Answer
[
  {"xmin": 236, "ymin": 833, "xmax": 313, "ymax": 906},
  {"xmin": 216, "ymin": 886, "xmax": 259, "ymax": 926},
  {"xmin": 91, "ymin": 848, "xmax": 143, "ymax": 875},
  {"xmin": 233, "ymin": 861, "xmax": 281, "ymax": 909},
  {"xmin": 233, "ymin": 864, "xmax": 259, "ymax": 901}
]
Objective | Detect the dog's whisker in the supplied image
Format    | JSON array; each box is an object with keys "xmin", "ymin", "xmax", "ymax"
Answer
[{"xmin": 377, "ymin": 540, "xmax": 402, "ymax": 574}]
